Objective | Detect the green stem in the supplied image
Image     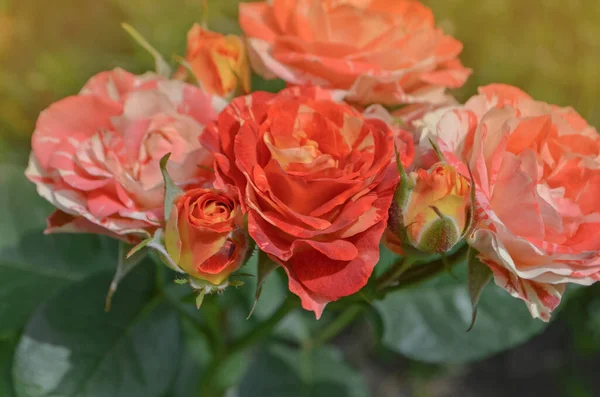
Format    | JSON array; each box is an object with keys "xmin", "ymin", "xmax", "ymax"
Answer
[
  {"xmin": 308, "ymin": 304, "xmax": 365, "ymax": 347},
  {"xmin": 199, "ymin": 298, "xmax": 298, "ymax": 397},
  {"xmin": 375, "ymin": 256, "xmax": 415, "ymax": 291},
  {"xmin": 162, "ymin": 290, "xmax": 224, "ymax": 355},
  {"xmin": 229, "ymin": 297, "xmax": 298, "ymax": 355},
  {"xmin": 388, "ymin": 247, "xmax": 469, "ymax": 292}
]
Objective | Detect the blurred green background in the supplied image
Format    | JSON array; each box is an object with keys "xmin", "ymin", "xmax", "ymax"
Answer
[
  {"xmin": 0, "ymin": 1, "xmax": 599, "ymax": 396},
  {"xmin": 0, "ymin": 0, "xmax": 598, "ymax": 156}
]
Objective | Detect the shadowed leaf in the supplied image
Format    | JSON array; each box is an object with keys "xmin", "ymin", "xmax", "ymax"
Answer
[{"xmin": 466, "ymin": 246, "xmax": 493, "ymax": 331}]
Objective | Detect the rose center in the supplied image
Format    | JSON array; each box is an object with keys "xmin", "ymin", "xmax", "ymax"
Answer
[{"xmin": 200, "ymin": 199, "xmax": 231, "ymax": 222}]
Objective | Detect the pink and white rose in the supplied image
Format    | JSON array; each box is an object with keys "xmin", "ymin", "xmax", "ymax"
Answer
[
  {"xmin": 420, "ymin": 84, "xmax": 600, "ymax": 320},
  {"xmin": 26, "ymin": 68, "xmax": 226, "ymax": 243}
]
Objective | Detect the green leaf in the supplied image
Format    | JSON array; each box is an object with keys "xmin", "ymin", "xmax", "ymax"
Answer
[
  {"xmin": 0, "ymin": 338, "xmax": 16, "ymax": 397},
  {"xmin": 121, "ymin": 23, "xmax": 172, "ymax": 77},
  {"xmin": 12, "ymin": 264, "xmax": 182, "ymax": 397},
  {"xmin": 212, "ymin": 351, "xmax": 251, "ymax": 393},
  {"xmin": 163, "ymin": 320, "xmax": 212, "ymax": 397},
  {"xmin": 227, "ymin": 254, "xmax": 317, "ymax": 344},
  {"xmin": 195, "ymin": 290, "xmax": 206, "ymax": 309},
  {"xmin": 373, "ymin": 245, "xmax": 401, "ymax": 278},
  {"xmin": 251, "ymin": 74, "xmax": 286, "ymax": 94},
  {"xmin": 466, "ymin": 247, "xmax": 493, "ymax": 331},
  {"xmin": 126, "ymin": 237, "xmax": 152, "ymax": 259},
  {"xmin": 374, "ymin": 261, "xmax": 547, "ymax": 363},
  {"xmin": 461, "ymin": 163, "xmax": 477, "ymax": 239},
  {"xmin": 248, "ymin": 250, "xmax": 279, "ymax": 318},
  {"xmin": 160, "ymin": 153, "xmax": 183, "ymax": 221},
  {"xmin": 0, "ymin": 165, "xmax": 117, "ymax": 336},
  {"xmin": 0, "ymin": 164, "xmax": 52, "ymax": 249},
  {"xmin": 239, "ymin": 344, "xmax": 370, "ymax": 397},
  {"xmin": 427, "ymin": 137, "xmax": 446, "ymax": 162},
  {"xmin": 105, "ymin": 242, "xmax": 147, "ymax": 311},
  {"xmin": 393, "ymin": 145, "xmax": 412, "ymax": 209}
]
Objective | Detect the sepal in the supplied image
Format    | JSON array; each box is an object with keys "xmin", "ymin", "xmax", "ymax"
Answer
[
  {"xmin": 159, "ymin": 153, "xmax": 183, "ymax": 222},
  {"xmin": 121, "ymin": 23, "xmax": 172, "ymax": 77},
  {"xmin": 466, "ymin": 246, "xmax": 493, "ymax": 331}
]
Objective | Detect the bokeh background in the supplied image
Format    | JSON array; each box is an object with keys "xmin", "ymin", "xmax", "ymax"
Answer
[{"xmin": 0, "ymin": 0, "xmax": 599, "ymax": 396}]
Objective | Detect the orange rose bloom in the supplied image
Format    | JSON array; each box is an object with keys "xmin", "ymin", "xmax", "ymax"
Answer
[
  {"xmin": 201, "ymin": 86, "xmax": 399, "ymax": 317},
  {"xmin": 177, "ymin": 24, "xmax": 250, "ymax": 98},
  {"xmin": 165, "ymin": 188, "xmax": 248, "ymax": 286},
  {"xmin": 239, "ymin": 0, "xmax": 470, "ymax": 106}
]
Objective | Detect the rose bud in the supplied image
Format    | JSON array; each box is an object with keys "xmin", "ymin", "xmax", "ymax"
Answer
[
  {"xmin": 175, "ymin": 24, "xmax": 250, "ymax": 98},
  {"xmin": 164, "ymin": 188, "xmax": 248, "ymax": 286},
  {"xmin": 391, "ymin": 162, "xmax": 471, "ymax": 254}
]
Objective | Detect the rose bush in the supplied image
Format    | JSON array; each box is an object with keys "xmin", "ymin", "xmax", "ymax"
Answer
[
  {"xmin": 165, "ymin": 188, "xmax": 248, "ymax": 286},
  {"xmin": 420, "ymin": 84, "xmax": 600, "ymax": 320},
  {"xmin": 202, "ymin": 86, "xmax": 399, "ymax": 316},
  {"xmin": 175, "ymin": 24, "xmax": 250, "ymax": 98},
  {"xmin": 239, "ymin": 0, "xmax": 471, "ymax": 105},
  {"xmin": 25, "ymin": 68, "xmax": 225, "ymax": 242}
]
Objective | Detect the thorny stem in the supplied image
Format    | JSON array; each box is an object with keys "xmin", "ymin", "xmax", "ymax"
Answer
[
  {"xmin": 306, "ymin": 246, "xmax": 469, "ymax": 348},
  {"xmin": 199, "ymin": 298, "xmax": 299, "ymax": 396},
  {"xmin": 307, "ymin": 304, "xmax": 366, "ymax": 348}
]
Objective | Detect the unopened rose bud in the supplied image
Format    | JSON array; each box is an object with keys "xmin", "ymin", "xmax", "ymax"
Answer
[
  {"xmin": 390, "ymin": 162, "xmax": 471, "ymax": 254},
  {"xmin": 175, "ymin": 24, "xmax": 250, "ymax": 97},
  {"xmin": 165, "ymin": 188, "xmax": 248, "ymax": 285}
]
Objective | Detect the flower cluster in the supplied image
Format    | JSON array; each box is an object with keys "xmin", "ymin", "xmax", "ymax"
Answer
[{"xmin": 26, "ymin": 0, "xmax": 599, "ymax": 322}]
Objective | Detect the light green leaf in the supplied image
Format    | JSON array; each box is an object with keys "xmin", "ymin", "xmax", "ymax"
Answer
[
  {"xmin": 195, "ymin": 290, "xmax": 206, "ymax": 309},
  {"xmin": 239, "ymin": 344, "xmax": 370, "ymax": 397},
  {"xmin": 393, "ymin": 144, "xmax": 412, "ymax": 210},
  {"xmin": 13, "ymin": 265, "xmax": 182, "ymax": 397},
  {"xmin": 248, "ymin": 250, "xmax": 279, "ymax": 318},
  {"xmin": 427, "ymin": 137, "xmax": 446, "ymax": 163},
  {"xmin": 125, "ymin": 237, "xmax": 152, "ymax": 260},
  {"xmin": 0, "ymin": 165, "xmax": 117, "ymax": 336},
  {"xmin": 105, "ymin": 241, "xmax": 147, "ymax": 311},
  {"xmin": 121, "ymin": 23, "xmax": 172, "ymax": 77},
  {"xmin": 374, "ymin": 261, "xmax": 547, "ymax": 363},
  {"xmin": 160, "ymin": 153, "xmax": 183, "ymax": 222},
  {"xmin": 466, "ymin": 247, "xmax": 493, "ymax": 331}
]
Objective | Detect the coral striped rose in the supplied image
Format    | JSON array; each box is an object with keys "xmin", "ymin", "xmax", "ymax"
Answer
[
  {"xmin": 239, "ymin": 0, "xmax": 471, "ymax": 106},
  {"xmin": 165, "ymin": 188, "xmax": 248, "ymax": 286},
  {"xmin": 201, "ymin": 86, "xmax": 398, "ymax": 317},
  {"xmin": 420, "ymin": 84, "xmax": 600, "ymax": 321},
  {"xmin": 25, "ymin": 68, "xmax": 225, "ymax": 243}
]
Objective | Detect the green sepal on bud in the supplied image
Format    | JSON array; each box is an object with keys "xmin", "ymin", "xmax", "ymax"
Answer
[
  {"xmin": 466, "ymin": 246, "xmax": 493, "ymax": 331},
  {"xmin": 159, "ymin": 153, "xmax": 183, "ymax": 222},
  {"xmin": 387, "ymin": 160, "xmax": 473, "ymax": 255},
  {"xmin": 415, "ymin": 206, "xmax": 462, "ymax": 254}
]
